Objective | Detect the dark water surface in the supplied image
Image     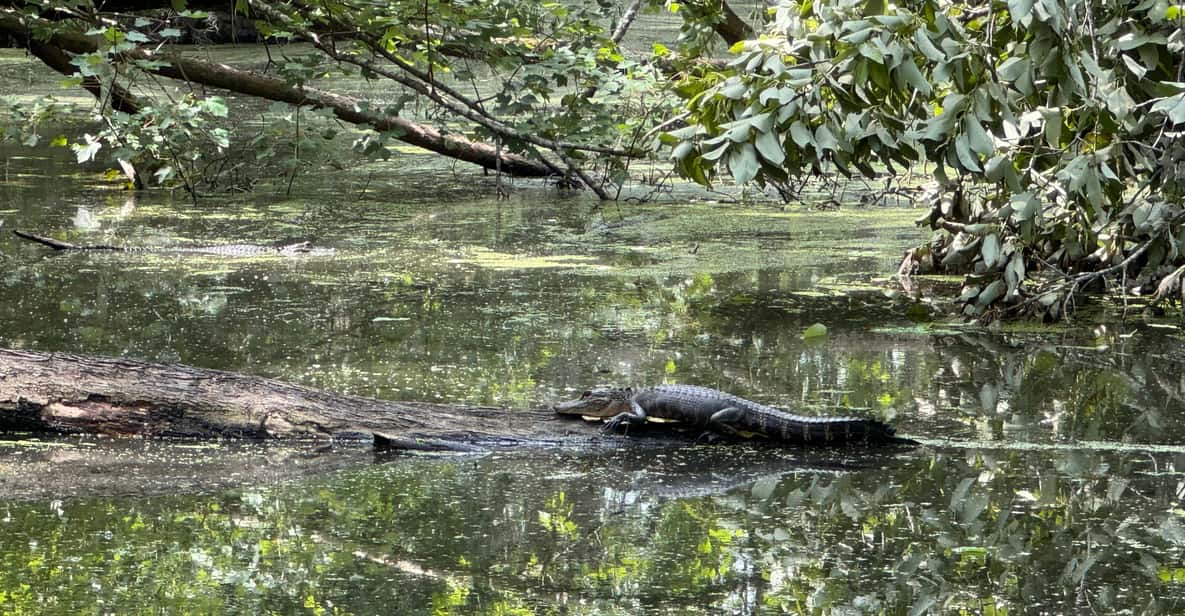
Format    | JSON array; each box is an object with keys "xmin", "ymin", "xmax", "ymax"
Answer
[{"xmin": 6, "ymin": 137, "xmax": 1185, "ymax": 613}]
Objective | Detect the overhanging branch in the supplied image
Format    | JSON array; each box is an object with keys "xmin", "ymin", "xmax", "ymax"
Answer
[{"xmin": 0, "ymin": 10, "xmax": 556, "ymax": 178}]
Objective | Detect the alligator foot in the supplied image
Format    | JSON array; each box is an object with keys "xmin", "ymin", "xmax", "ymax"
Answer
[
  {"xmin": 601, "ymin": 416, "xmax": 627, "ymax": 434},
  {"xmin": 601, "ymin": 412, "xmax": 641, "ymax": 435}
]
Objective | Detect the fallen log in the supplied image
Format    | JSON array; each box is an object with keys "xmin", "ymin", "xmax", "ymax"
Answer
[
  {"xmin": 0, "ymin": 348, "xmax": 597, "ymax": 452},
  {"xmin": 0, "ymin": 349, "xmax": 918, "ymax": 453}
]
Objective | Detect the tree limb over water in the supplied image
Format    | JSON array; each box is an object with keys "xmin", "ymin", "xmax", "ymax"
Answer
[{"xmin": 0, "ymin": 11, "xmax": 554, "ymax": 178}]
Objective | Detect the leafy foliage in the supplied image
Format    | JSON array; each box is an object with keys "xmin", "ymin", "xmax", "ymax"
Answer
[
  {"xmin": 664, "ymin": 0, "xmax": 1185, "ymax": 319},
  {"xmin": 0, "ymin": 0, "xmax": 681, "ymax": 197}
]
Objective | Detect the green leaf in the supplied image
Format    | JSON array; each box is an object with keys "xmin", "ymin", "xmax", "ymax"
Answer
[
  {"xmin": 1005, "ymin": 252, "xmax": 1025, "ymax": 292},
  {"xmin": 702, "ymin": 141, "xmax": 730, "ymax": 162},
  {"xmin": 1121, "ymin": 54, "xmax": 1148, "ymax": 78},
  {"xmin": 814, "ymin": 124, "xmax": 839, "ymax": 151},
  {"xmin": 859, "ymin": 41, "xmax": 884, "ymax": 64},
  {"xmin": 784, "ymin": 69, "xmax": 814, "ymax": 87},
  {"xmin": 763, "ymin": 54, "xmax": 786, "ymax": 77},
  {"xmin": 1152, "ymin": 93, "xmax": 1185, "ymax": 124},
  {"xmin": 681, "ymin": 156, "xmax": 711, "ymax": 187},
  {"xmin": 954, "ymin": 134, "xmax": 981, "ymax": 172},
  {"xmin": 755, "ymin": 130, "xmax": 785, "ymax": 164},
  {"xmin": 1040, "ymin": 107, "xmax": 1062, "ymax": 148},
  {"xmin": 1008, "ymin": 0, "xmax": 1034, "ymax": 22},
  {"xmin": 1106, "ymin": 86, "xmax": 1138, "ymax": 120},
  {"xmin": 202, "ymin": 97, "xmax": 229, "ymax": 118},
  {"xmin": 997, "ymin": 57, "xmax": 1026, "ymax": 81},
  {"xmin": 721, "ymin": 82, "xmax": 747, "ymax": 100},
  {"xmin": 670, "ymin": 141, "xmax": 695, "ymax": 161},
  {"xmin": 1063, "ymin": 155, "xmax": 1090, "ymax": 193},
  {"xmin": 897, "ymin": 57, "xmax": 931, "ymax": 95},
  {"xmin": 1085, "ymin": 168, "xmax": 1103, "ymax": 210},
  {"xmin": 664, "ymin": 125, "xmax": 701, "ymax": 141},
  {"xmin": 981, "ymin": 233, "xmax": 1001, "ymax": 268},
  {"xmin": 914, "ymin": 29, "xmax": 945, "ymax": 63},
  {"xmin": 964, "ymin": 116, "xmax": 993, "ymax": 156},
  {"xmin": 789, "ymin": 121, "xmax": 813, "ymax": 148},
  {"xmin": 728, "ymin": 143, "xmax": 759, "ymax": 184},
  {"xmin": 871, "ymin": 14, "xmax": 909, "ymax": 28},
  {"xmin": 984, "ymin": 155, "xmax": 1008, "ymax": 181},
  {"xmin": 725, "ymin": 122, "xmax": 750, "ymax": 143},
  {"xmin": 922, "ymin": 108, "xmax": 960, "ymax": 142},
  {"xmin": 863, "ymin": 0, "xmax": 886, "ymax": 16},
  {"xmin": 749, "ymin": 112, "xmax": 773, "ymax": 134},
  {"xmin": 976, "ymin": 280, "xmax": 1006, "ymax": 306},
  {"xmin": 842, "ymin": 24, "xmax": 874, "ymax": 45},
  {"xmin": 1115, "ymin": 32, "xmax": 1149, "ymax": 51},
  {"xmin": 802, "ymin": 323, "xmax": 828, "ymax": 339},
  {"xmin": 1010, "ymin": 192, "xmax": 1039, "ymax": 222}
]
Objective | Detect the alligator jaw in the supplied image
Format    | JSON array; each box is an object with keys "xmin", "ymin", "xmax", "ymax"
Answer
[{"xmin": 553, "ymin": 390, "xmax": 630, "ymax": 418}]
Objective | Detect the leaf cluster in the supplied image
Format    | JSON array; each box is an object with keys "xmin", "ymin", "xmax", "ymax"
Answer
[{"xmin": 664, "ymin": 0, "xmax": 1185, "ymax": 319}]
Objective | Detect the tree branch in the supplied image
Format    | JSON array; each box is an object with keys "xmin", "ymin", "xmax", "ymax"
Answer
[
  {"xmin": 0, "ymin": 10, "xmax": 556, "ymax": 178},
  {"xmin": 26, "ymin": 39, "xmax": 142, "ymax": 114},
  {"xmin": 260, "ymin": 1, "xmax": 638, "ymax": 159},
  {"xmin": 714, "ymin": 0, "xmax": 755, "ymax": 46}
]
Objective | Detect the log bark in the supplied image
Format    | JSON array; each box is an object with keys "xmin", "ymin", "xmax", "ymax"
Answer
[
  {"xmin": 0, "ymin": 348, "xmax": 607, "ymax": 452},
  {"xmin": 715, "ymin": 0, "xmax": 755, "ymax": 46},
  {"xmin": 26, "ymin": 39, "xmax": 143, "ymax": 114}
]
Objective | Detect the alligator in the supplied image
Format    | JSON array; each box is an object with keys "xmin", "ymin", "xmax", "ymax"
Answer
[
  {"xmin": 13, "ymin": 230, "xmax": 334, "ymax": 257},
  {"xmin": 554, "ymin": 384, "xmax": 912, "ymax": 445}
]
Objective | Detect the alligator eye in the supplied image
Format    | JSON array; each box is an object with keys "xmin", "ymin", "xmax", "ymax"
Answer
[{"xmin": 581, "ymin": 390, "xmax": 591, "ymax": 399}]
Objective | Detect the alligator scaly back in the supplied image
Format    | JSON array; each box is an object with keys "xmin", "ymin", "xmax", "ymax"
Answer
[
  {"xmin": 554, "ymin": 384, "xmax": 913, "ymax": 446},
  {"xmin": 13, "ymin": 230, "xmax": 333, "ymax": 257}
]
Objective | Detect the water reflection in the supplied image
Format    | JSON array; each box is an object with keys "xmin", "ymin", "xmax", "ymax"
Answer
[
  {"xmin": 2, "ymin": 445, "xmax": 1184, "ymax": 613},
  {"xmin": 7, "ymin": 117, "xmax": 1185, "ymax": 614}
]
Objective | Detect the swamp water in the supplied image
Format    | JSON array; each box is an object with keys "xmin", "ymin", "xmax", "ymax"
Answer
[{"xmin": 5, "ymin": 142, "xmax": 1185, "ymax": 614}]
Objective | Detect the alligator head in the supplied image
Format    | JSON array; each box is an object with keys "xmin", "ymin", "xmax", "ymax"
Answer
[
  {"xmin": 277, "ymin": 241, "xmax": 313, "ymax": 255},
  {"xmin": 553, "ymin": 387, "xmax": 634, "ymax": 418},
  {"xmin": 277, "ymin": 241, "xmax": 336, "ymax": 257}
]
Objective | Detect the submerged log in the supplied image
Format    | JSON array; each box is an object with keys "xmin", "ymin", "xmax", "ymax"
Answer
[{"xmin": 0, "ymin": 348, "xmax": 596, "ymax": 452}]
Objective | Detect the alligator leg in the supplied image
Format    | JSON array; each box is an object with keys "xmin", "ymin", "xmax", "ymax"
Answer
[
  {"xmin": 602, "ymin": 399, "xmax": 647, "ymax": 434},
  {"xmin": 706, "ymin": 407, "xmax": 745, "ymax": 436}
]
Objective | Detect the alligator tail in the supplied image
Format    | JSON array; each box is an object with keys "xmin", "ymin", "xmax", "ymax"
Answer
[
  {"xmin": 784, "ymin": 418, "xmax": 916, "ymax": 446},
  {"xmin": 13, "ymin": 230, "xmax": 79, "ymax": 250},
  {"xmin": 13, "ymin": 230, "xmax": 123, "ymax": 251}
]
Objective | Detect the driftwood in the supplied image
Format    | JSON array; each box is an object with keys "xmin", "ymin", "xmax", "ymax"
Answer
[{"xmin": 0, "ymin": 348, "xmax": 603, "ymax": 452}]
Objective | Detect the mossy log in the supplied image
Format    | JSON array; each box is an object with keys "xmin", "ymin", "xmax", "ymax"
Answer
[{"xmin": 0, "ymin": 348, "xmax": 599, "ymax": 452}]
